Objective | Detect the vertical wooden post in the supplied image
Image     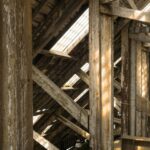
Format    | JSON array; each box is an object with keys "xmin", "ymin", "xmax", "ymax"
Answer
[
  {"xmin": 130, "ymin": 39, "xmax": 136, "ymax": 136},
  {"xmin": 89, "ymin": 0, "xmax": 114, "ymax": 149},
  {"xmin": 121, "ymin": 26, "xmax": 130, "ymax": 135},
  {"xmin": 0, "ymin": 0, "xmax": 33, "ymax": 149}
]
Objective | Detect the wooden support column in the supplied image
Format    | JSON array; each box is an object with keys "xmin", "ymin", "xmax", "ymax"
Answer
[
  {"xmin": 89, "ymin": 0, "xmax": 114, "ymax": 149},
  {"xmin": 121, "ymin": 26, "xmax": 130, "ymax": 135},
  {"xmin": 0, "ymin": 0, "xmax": 33, "ymax": 149}
]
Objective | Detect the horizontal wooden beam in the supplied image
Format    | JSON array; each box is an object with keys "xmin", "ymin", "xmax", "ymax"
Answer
[
  {"xmin": 100, "ymin": 0, "xmax": 115, "ymax": 3},
  {"xmin": 100, "ymin": 6, "xmax": 150, "ymax": 23},
  {"xmin": 56, "ymin": 115, "xmax": 90, "ymax": 140},
  {"xmin": 39, "ymin": 50, "xmax": 72, "ymax": 59},
  {"xmin": 32, "ymin": 65, "xmax": 88, "ymax": 129},
  {"xmin": 33, "ymin": 131, "xmax": 59, "ymax": 150},
  {"xmin": 129, "ymin": 33, "xmax": 150, "ymax": 43}
]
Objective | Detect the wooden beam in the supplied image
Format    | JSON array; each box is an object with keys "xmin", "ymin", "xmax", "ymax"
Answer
[
  {"xmin": 89, "ymin": 0, "xmax": 114, "ymax": 149},
  {"xmin": 129, "ymin": 33, "xmax": 150, "ymax": 43},
  {"xmin": 32, "ymin": 65, "xmax": 88, "ymax": 129},
  {"xmin": 39, "ymin": 50, "xmax": 72, "ymax": 59},
  {"xmin": 100, "ymin": 0, "xmax": 115, "ymax": 3},
  {"xmin": 33, "ymin": 131, "xmax": 59, "ymax": 150},
  {"xmin": 127, "ymin": 0, "xmax": 137, "ymax": 9},
  {"xmin": 121, "ymin": 26, "xmax": 130, "ymax": 135},
  {"xmin": 100, "ymin": 6, "xmax": 150, "ymax": 23},
  {"xmin": 122, "ymin": 136, "xmax": 150, "ymax": 150},
  {"xmin": 56, "ymin": 115, "xmax": 90, "ymax": 140},
  {"xmin": 0, "ymin": 0, "xmax": 33, "ymax": 149},
  {"xmin": 76, "ymin": 70, "xmax": 89, "ymax": 85},
  {"xmin": 129, "ymin": 39, "xmax": 136, "ymax": 136}
]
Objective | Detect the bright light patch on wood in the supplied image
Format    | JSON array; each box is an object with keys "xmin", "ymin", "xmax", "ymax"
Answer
[
  {"xmin": 50, "ymin": 9, "xmax": 89, "ymax": 54},
  {"xmin": 33, "ymin": 114, "xmax": 43, "ymax": 125},
  {"xmin": 142, "ymin": 3, "xmax": 150, "ymax": 12},
  {"xmin": 74, "ymin": 88, "xmax": 89, "ymax": 102}
]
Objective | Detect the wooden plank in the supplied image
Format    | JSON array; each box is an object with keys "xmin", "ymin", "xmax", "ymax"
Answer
[
  {"xmin": 0, "ymin": 0, "xmax": 33, "ymax": 149},
  {"xmin": 56, "ymin": 115, "xmax": 90, "ymax": 140},
  {"xmin": 121, "ymin": 26, "xmax": 130, "ymax": 135},
  {"xmin": 33, "ymin": 131, "xmax": 59, "ymax": 150},
  {"xmin": 130, "ymin": 39, "xmax": 136, "ymax": 136},
  {"xmin": 32, "ymin": 65, "xmax": 88, "ymax": 129},
  {"xmin": 136, "ymin": 42, "xmax": 142, "ymax": 136},
  {"xmin": 39, "ymin": 49, "xmax": 72, "ymax": 59},
  {"xmin": 100, "ymin": 6, "xmax": 150, "ymax": 23},
  {"xmin": 89, "ymin": 0, "xmax": 113, "ymax": 149}
]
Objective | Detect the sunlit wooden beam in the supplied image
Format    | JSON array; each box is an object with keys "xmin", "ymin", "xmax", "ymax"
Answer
[
  {"xmin": 100, "ymin": 6, "xmax": 150, "ymax": 23},
  {"xmin": 89, "ymin": 0, "xmax": 114, "ymax": 149},
  {"xmin": 32, "ymin": 65, "xmax": 88, "ymax": 129},
  {"xmin": 39, "ymin": 50, "xmax": 72, "ymax": 59},
  {"xmin": 56, "ymin": 115, "xmax": 90, "ymax": 140},
  {"xmin": 33, "ymin": 131, "xmax": 59, "ymax": 150}
]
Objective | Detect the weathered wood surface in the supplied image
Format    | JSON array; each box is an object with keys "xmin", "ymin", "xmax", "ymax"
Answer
[
  {"xmin": 129, "ymin": 33, "xmax": 150, "ymax": 43},
  {"xmin": 121, "ymin": 26, "xmax": 130, "ymax": 135},
  {"xmin": 89, "ymin": 0, "xmax": 113, "ymax": 149},
  {"xmin": 100, "ymin": 6, "xmax": 150, "ymax": 23},
  {"xmin": 129, "ymin": 39, "xmax": 136, "ymax": 136},
  {"xmin": 0, "ymin": 0, "xmax": 33, "ymax": 149},
  {"xmin": 39, "ymin": 50, "xmax": 72, "ymax": 59},
  {"xmin": 32, "ymin": 65, "xmax": 88, "ymax": 129},
  {"xmin": 76, "ymin": 70, "xmax": 89, "ymax": 86},
  {"xmin": 33, "ymin": 0, "xmax": 88, "ymax": 57},
  {"xmin": 33, "ymin": 131, "xmax": 59, "ymax": 150}
]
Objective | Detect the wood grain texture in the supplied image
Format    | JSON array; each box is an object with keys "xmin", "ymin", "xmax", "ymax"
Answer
[{"xmin": 0, "ymin": 0, "xmax": 33, "ymax": 149}]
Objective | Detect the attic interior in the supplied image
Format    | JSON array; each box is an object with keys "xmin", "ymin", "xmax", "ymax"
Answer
[{"xmin": 0, "ymin": 0, "xmax": 150, "ymax": 149}]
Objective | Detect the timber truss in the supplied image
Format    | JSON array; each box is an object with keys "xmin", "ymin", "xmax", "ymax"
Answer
[{"xmin": 31, "ymin": 0, "xmax": 150, "ymax": 149}]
